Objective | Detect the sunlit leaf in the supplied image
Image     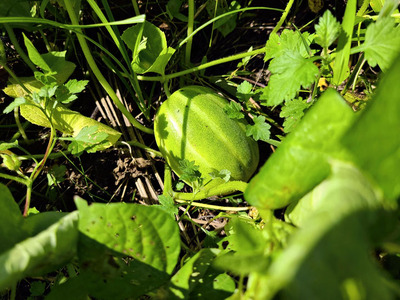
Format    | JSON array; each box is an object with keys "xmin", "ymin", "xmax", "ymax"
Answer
[
  {"xmin": 246, "ymin": 116, "xmax": 271, "ymax": 142},
  {"xmin": 342, "ymin": 51, "xmax": 400, "ymax": 202},
  {"xmin": 256, "ymin": 162, "xmax": 395, "ymax": 300},
  {"xmin": 362, "ymin": 17, "xmax": 400, "ymax": 71},
  {"xmin": 314, "ymin": 10, "xmax": 341, "ymax": 49},
  {"xmin": 261, "ymin": 51, "xmax": 319, "ymax": 106},
  {"xmin": 245, "ymin": 89, "xmax": 356, "ymax": 210}
]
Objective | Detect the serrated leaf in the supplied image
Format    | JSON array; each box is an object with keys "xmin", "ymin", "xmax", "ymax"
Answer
[
  {"xmin": 158, "ymin": 195, "xmax": 178, "ymax": 218},
  {"xmin": 280, "ymin": 98, "xmax": 309, "ymax": 133},
  {"xmin": 236, "ymin": 81, "xmax": 254, "ymax": 102},
  {"xmin": 362, "ymin": 17, "xmax": 400, "ymax": 71},
  {"xmin": 209, "ymin": 169, "xmax": 231, "ymax": 182},
  {"xmin": 314, "ymin": 10, "xmax": 341, "ymax": 49},
  {"xmin": 264, "ymin": 30, "xmax": 313, "ymax": 62},
  {"xmin": 262, "ymin": 51, "xmax": 319, "ymax": 106},
  {"xmin": 64, "ymin": 79, "xmax": 89, "ymax": 94},
  {"xmin": 179, "ymin": 159, "xmax": 202, "ymax": 183},
  {"xmin": 223, "ymin": 102, "xmax": 244, "ymax": 119},
  {"xmin": 246, "ymin": 116, "xmax": 271, "ymax": 142}
]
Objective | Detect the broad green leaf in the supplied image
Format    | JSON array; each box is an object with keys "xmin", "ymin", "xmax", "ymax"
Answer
[
  {"xmin": 121, "ymin": 21, "xmax": 175, "ymax": 75},
  {"xmin": 213, "ymin": 217, "xmax": 269, "ymax": 275},
  {"xmin": 370, "ymin": 0, "xmax": 385, "ymax": 12},
  {"xmin": 1, "ymin": 152, "xmax": 21, "ymax": 171},
  {"xmin": 23, "ymin": 33, "xmax": 51, "ymax": 72},
  {"xmin": 214, "ymin": 215, "xmax": 294, "ymax": 276},
  {"xmin": 284, "ymin": 161, "xmax": 378, "ymax": 226},
  {"xmin": 261, "ymin": 51, "xmax": 319, "ymax": 106},
  {"xmin": 67, "ymin": 125, "xmax": 109, "ymax": 155},
  {"xmin": 342, "ymin": 51, "xmax": 400, "ymax": 203},
  {"xmin": 168, "ymin": 248, "xmax": 235, "ymax": 299},
  {"xmin": 0, "ymin": 211, "xmax": 79, "ymax": 290},
  {"xmin": 245, "ymin": 89, "xmax": 356, "ymax": 210},
  {"xmin": 377, "ymin": 0, "xmax": 399, "ymax": 17},
  {"xmin": 2, "ymin": 97, "xmax": 27, "ymax": 114},
  {"xmin": 23, "ymin": 211, "xmax": 69, "ymax": 236},
  {"xmin": 252, "ymin": 162, "xmax": 395, "ymax": 300},
  {"xmin": 0, "ymin": 140, "xmax": 18, "ymax": 151},
  {"xmin": 280, "ymin": 98, "xmax": 309, "ymax": 133},
  {"xmin": 75, "ymin": 198, "xmax": 180, "ymax": 274},
  {"xmin": 40, "ymin": 51, "xmax": 76, "ymax": 83},
  {"xmin": 2, "ymin": 76, "xmax": 43, "ymax": 98},
  {"xmin": 213, "ymin": 1, "xmax": 241, "ymax": 37},
  {"xmin": 166, "ymin": 0, "xmax": 187, "ymax": 21},
  {"xmin": 314, "ymin": 10, "xmax": 341, "ymax": 50},
  {"xmin": 0, "ymin": 0, "xmax": 31, "ymax": 17},
  {"xmin": 362, "ymin": 17, "xmax": 400, "ymax": 71},
  {"xmin": 246, "ymin": 116, "xmax": 271, "ymax": 142},
  {"xmin": 332, "ymin": 0, "xmax": 356, "ymax": 85},
  {"xmin": 4, "ymin": 95, "xmax": 121, "ymax": 150},
  {"xmin": 144, "ymin": 46, "xmax": 176, "ymax": 75},
  {"xmin": 0, "ymin": 184, "xmax": 27, "ymax": 253}
]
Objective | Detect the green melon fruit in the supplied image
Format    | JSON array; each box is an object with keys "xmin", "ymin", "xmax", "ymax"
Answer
[{"xmin": 154, "ymin": 85, "xmax": 259, "ymax": 183}]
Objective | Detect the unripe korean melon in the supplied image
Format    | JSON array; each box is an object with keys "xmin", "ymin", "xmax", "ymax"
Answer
[{"xmin": 154, "ymin": 85, "xmax": 259, "ymax": 182}]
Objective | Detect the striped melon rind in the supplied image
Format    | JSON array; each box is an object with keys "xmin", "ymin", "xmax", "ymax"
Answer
[{"xmin": 154, "ymin": 85, "xmax": 259, "ymax": 183}]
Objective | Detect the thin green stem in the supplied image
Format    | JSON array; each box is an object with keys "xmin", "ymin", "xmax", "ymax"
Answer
[
  {"xmin": 117, "ymin": 141, "xmax": 162, "ymax": 157},
  {"xmin": 0, "ymin": 172, "xmax": 29, "ymax": 185},
  {"xmin": 90, "ymin": 0, "xmax": 147, "ymax": 115},
  {"xmin": 174, "ymin": 180, "xmax": 248, "ymax": 201},
  {"xmin": 2, "ymin": 62, "xmax": 31, "ymax": 94},
  {"xmin": 175, "ymin": 199, "xmax": 251, "ymax": 211},
  {"xmin": 0, "ymin": 15, "xmax": 145, "ymax": 29},
  {"xmin": 132, "ymin": 0, "xmax": 140, "ymax": 15},
  {"xmin": 178, "ymin": 7, "xmax": 282, "ymax": 49},
  {"xmin": 23, "ymin": 180, "xmax": 33, "ymax": 217},
  {"xmin": 356, "ymin": 0, "xmax": 370, "ymax": 17},
  {"xmin": 14, "ymin": 108, "xmax": 29, "ymax": 142},
  {"xmin": 270, "ymin": 0, "xmax": 295, "ymax": 35},
  {"xmin": 31, "ymin": 127, "xmax": 56, "ymax": 182},
  {"xmin": 163, "ymin": 164, "xmax": 173, "ymax": 196},
  {"xmin": 163, "ymin": 80, "xmax": 171, "ymax": 97},
  {"xmin": 138, "ymin": 48, "xmax": 265, "ymax": 81},
  {"xmin": 63, "ymin": 1, "xmax": 153, "ymax": 134},
  {"xmin": 186, "ymin": 0, "xmax": 195, "ymax": 65},
  {"xmin": 4, "ymin": 24, "xmax": 36, "ymax": 72}
]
